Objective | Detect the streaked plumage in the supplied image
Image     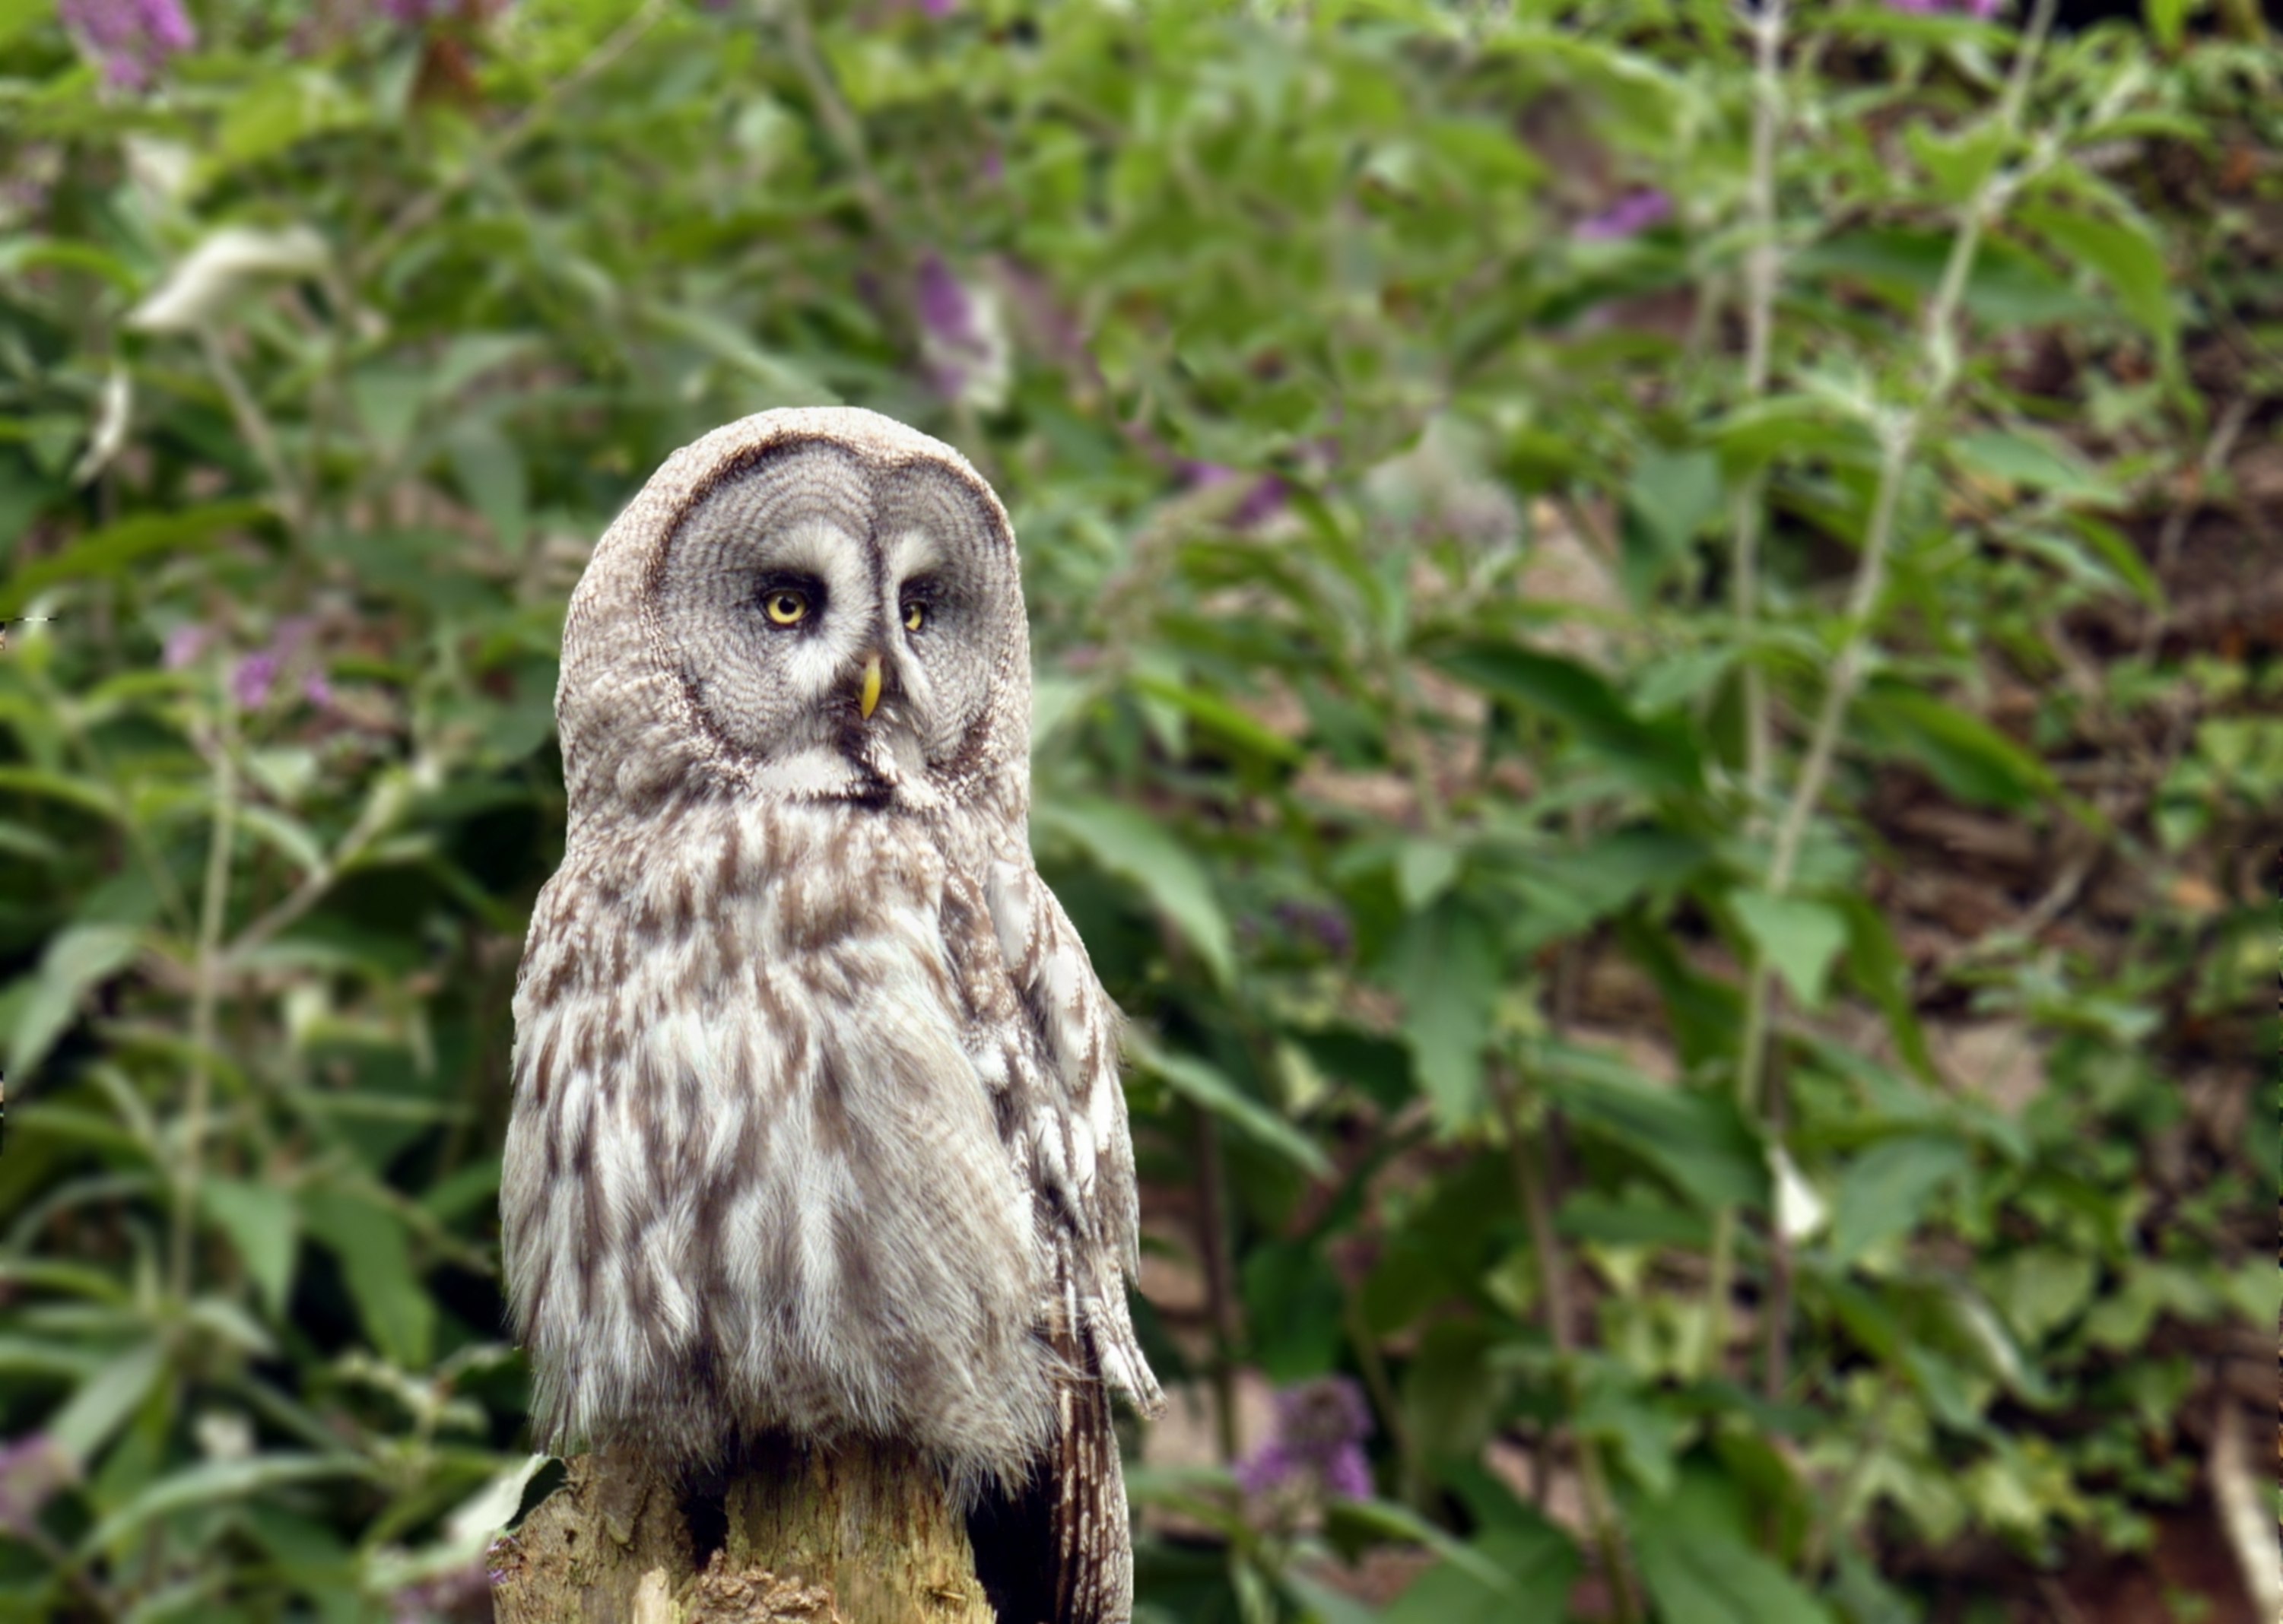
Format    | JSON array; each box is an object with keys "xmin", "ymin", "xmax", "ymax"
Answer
[{"xmin": 500, "ymin": 408, "xmax": 1161, "ymax": 1621}]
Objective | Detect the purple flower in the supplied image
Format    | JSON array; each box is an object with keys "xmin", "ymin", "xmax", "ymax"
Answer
[
  {"xmin": 913, "ymin": 253, "xmax": 1009, "ymax": 408},
  {"xmin": 0, "ymin": 1435, "xmax": 74, "ymax": 1537},
  {"xmin": 1236, "ymin": 1376, "xmax": 1373, "ymax": 1501},
  {"xmin": 1178, "ymin": 462, "xmax": 1288, "ymax": 527},
  {"xmin": 1272, "ymin": 899, "xmax": 1354, "ymax": 957},
  {"xmin": 302, "ymin": 671, "xmax": 334, "ymax": 709},
  {"xmin": 1575, "ymin": 188, "xmax": 1673, "ymax": 243},
  {"xmin": 163, "ymin": 624, "xmax": 211, "ymax": 670},
  {"xmin": 1232, "ymin": 475, "xmax": 1288, "ymax": 528},
  {"xmin": 231, "ymin": 651, "xmax": 279, "ymax": 709},
  {"xmin": 59, "ymin": 0, "xmax": 195, "ymax": 91},
  {"xmin": 916, "ymin": 253, "xmax": 979, "ymax": 352}
]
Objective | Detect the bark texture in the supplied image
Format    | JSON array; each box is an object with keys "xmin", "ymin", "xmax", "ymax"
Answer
[{"xmin": 492, "ymin": 1442, "xmax": 995, "ymax": 1624}]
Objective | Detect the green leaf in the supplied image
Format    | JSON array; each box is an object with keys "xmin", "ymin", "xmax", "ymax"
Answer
[
  {"xmin": 1708, "ymin": 397, "xmax": 1882, "ymax": 474},
  {"xmin": 1127, "ymin": 672, "xmax": 1306, "ymax": 764},
  {"xmin": 446, "ymin": 421, "xmax": 529, "ymax": 547},
  {"xmin": 48, "ymin": 1340, "xmax": 164, "ymax": 1467},
  {"xmin": 1279, "ymin": 1570, "xmax": 1383, "ymax": 1624},
  {"xmin": 1632, "ymin": 1511, "xmax": 1835, "ymax": 1624},
  {"xmin": 1837, "ymin": 897, "xmax": 1937, "ymax": 1083},
  {"xmin": 1034, "ymin": 798, "xmax": 1234, "ymax": 985},
  {"xmin": 1730, "ymin": 892, "xmax": 1849, "ymax": 1010},
  {"xmin": 1856, "ymin": 687, "xmax": 2056, "ymax": 809},
  {"xmin": 1380, "ymin": 1525, "xmax": 1573, "ymax": 1624},
  {"xmin": 0, "ymin": 503, "xmax": 270, "ymax": 617},
  {"xmin": 1546, "ymin": 1051, "xmax": 1767, "ymax": 1212},
  {"xmin": 1386, "ymin": 1461, "xmax": 1579, "ymax": 1624},
  {"xmin": 8, "ymin": 924, "xmax": 140, "ymax": 1078},
  {"xmin": 2016, "ymin": 201, "xmax": 2174, "ymax": 356},
  {"xmin": 1981, "ymin": 1248, "xmax": 2097, "ymax": 1346},
  {"xmin": 79, "ymin": 1454, "xmax": 367, "ymax": 1556},
  {"xmin": 2141, "ymin": 0, "xmax": 2192, "ymax": 49},
  {"xmin": 1626, "ymin": 449, "xmax": 1723, "ymax": 556},
  {"xmin": 1831, "ymin": 1546, "xmax": 1923, "ymax": 1624},
  {"xmin": 203, "ymin": 1179, "xmax": 300, "ymax": 1320},
  {"xmin": 1905, "ymin": 119, "xmax": 2008, "ymax": 205},
  {"xmin": 2059, "ymin": 515, "xmax": 2160, "ymax": 605},
  {"xmin": 1131, "ymin": 1040, "xmax": 1330, "ymax": 1178},
  {"xmin": 1440, "ymin": 643, "xmax": 1701, "ymax": 793},
  {"xmin": 0, "ymin": 0, "xmax": 52, "ymax": 50},
  {"xmin": 301, "ymin": 1190, "xmax": 433, "ymax": 1368},
  {"xmin": 237, "ymin": 805, "xmax": 324, "ymax": 878},
  {"xmin": 1396, "ymin": 839, "xmax": 1462, "ymax": 911},
  {"xmin": 1385, "ymin": 899, "xmax": 1501, "ymax": 1126},
  {"xmin": 1507, "ymin": 828, "xmax": 1707, "ymax": 953},
  {"xmin": 1793, "ymin": 230, "xmax": 2091, "ymax": 328},
  {"xmin": 1949, "ymin": 429, "xmax": 2115, "ymax": 506},
  {"xmin": 1577, "ymin": 1375, "xmax": 1691, "ymax": 1498},
  {"xmin": 1829, "ymin": 1135, "xmax": 1970, "ymax": 1267},
  {"xmin": 1326, "ymin": 1497, "xmax": 1516, "ymax": 1593}
]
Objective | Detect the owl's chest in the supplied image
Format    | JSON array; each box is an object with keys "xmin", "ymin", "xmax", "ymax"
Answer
[{"xmin": 528, "ymin": 800, "xmax": 1030, "ymax": 1045}]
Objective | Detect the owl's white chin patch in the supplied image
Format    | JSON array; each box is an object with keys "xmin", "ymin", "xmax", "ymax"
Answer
[
  {"xmin": 856, "ymin": 728, "xmax": 942, "ymax": 810},
  {"xmin": 757, "ymin": 738, "xmax": 941, "ymax": 810}
]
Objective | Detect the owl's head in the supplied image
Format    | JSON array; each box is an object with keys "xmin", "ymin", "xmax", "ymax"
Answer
[{"xmin": 556, "ymin": 408, "xmax": 1031, "ymax": 827}]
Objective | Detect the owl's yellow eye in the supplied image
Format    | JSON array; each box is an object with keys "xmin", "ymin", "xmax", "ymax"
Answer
[
  {"xmin": 903, "ymin": 601, "xmax": 926, "ymax": 633},
  {"xmin": 764, "ymin": 590, "xmax": 809, "ymax": 626}
]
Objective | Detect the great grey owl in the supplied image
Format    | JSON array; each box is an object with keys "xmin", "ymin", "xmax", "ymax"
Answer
[{"xmin": 500, "ymin": 406, "xmax": 1163, "ymax": 1622}]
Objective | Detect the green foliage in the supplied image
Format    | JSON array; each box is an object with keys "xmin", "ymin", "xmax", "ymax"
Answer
[{"xmin": 1, "ymin": 1, "xmax": 2272, "ymax": 1620}]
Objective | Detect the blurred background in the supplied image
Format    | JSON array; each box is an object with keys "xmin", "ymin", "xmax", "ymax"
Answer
[{"xmin": 0, "ymin": 2, "xmax": 2274, "ymax": 1620}]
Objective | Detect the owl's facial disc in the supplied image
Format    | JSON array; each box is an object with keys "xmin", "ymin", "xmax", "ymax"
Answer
[{"xmin": 649, "ymin": 438, "xmax": 1019, "ymax": 807}]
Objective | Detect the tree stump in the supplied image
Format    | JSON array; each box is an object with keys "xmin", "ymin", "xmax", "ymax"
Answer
[{"xmin": 491, "ymin": 1439, "xmax": 995, "ymax": 1624}]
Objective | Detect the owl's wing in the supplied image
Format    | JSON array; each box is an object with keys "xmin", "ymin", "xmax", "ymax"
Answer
[
  {"xmin": 966, "ymin": 1302, "xmax": 1132, "ymax": 1624},
  {"xmin": 987, "ymin": 855, "xmax": 1164, "ymax": 1420}
]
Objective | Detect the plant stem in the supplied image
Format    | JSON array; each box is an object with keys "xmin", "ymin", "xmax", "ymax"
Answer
[
  {"xmin": 1731, "ymin": 0, "xmax": 1787, "ymax": 814},
  {"xmin": 170, "ymin": 699, "xmax": 239, "ymax": 1305},
  {"xmin": 200, "ymin": 330, "xmax": 308, "ymax": 542},
  {"xmin": 1698, "ymin": 0, "xmax": 2061, "ymax": 1386},
  {"xmin": 1191, "ymin": 1105, "xmax": 1243, "ymax": 1464},
  {"xmin": 1490, "ymin": 1063, "xmax": 1640, "ymax": 1624},
  {"xmin": 1338, "ymin": 1280, "xmax": 1416, "ymax": 1505}
]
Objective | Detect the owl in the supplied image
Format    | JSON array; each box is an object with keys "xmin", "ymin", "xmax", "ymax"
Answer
[{"xmin": 500, "ymin": 407, "xmax": 1163, "ymax": 1622}]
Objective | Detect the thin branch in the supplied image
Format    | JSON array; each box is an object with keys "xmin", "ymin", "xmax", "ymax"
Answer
[
  {"xmin": 200, "ymin": 330, "xmax": 309, "ymax": 541},
  {"xmin": 169, "ymin": 702, "xmax": 239, "ymax": 1304},
  {"xmin": 1191, "ymin": 1105, "xmax": 1243, "ymax": 1466},
  {"xmin": 1731, "ymin": 0, "xmax": 1789, "ymax": 814},
  {"xmin": 2138, "ymin": 394, "xmax": 2251, "ymax": 658},
  {"xmin": 1490, "ymin": 1063, "xmax": 1641, "ymax": 1624}
]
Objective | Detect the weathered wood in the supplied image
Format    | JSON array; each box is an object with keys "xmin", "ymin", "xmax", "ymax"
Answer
[{"xmin": 491, "ymin": 1441, "xmax": 995, "ymax": 1624}]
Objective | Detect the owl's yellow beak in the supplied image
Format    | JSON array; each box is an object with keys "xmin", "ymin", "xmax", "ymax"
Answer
[{"xmin": 859, "ymin": 652, "xmax": 883, "ymax": 721}]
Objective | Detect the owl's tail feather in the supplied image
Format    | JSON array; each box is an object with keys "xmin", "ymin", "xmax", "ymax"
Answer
[{"xmin": 966, "ymin": 1330, "xmax": 1131, "ymax": 1624}]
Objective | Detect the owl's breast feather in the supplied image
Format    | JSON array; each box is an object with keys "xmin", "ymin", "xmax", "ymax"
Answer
[{"xmin": 500, "ymin": 796, "xmax": 1057, "ymax": 1480}]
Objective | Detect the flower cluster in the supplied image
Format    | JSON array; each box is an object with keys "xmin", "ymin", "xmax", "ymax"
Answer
[
  {"xmin": 1236, "ymin": 1376, "xmax": 1374, "ymax": 1502},
  {"xmin": 913, "ymin": 253, "xmax": 1010, "ymax": 411},
  {"xmin": 1574, "ymin": 188, "xmax": 1672, "ymax": 242},
  {"xmin": 164, "ymin": 616, "xmax": 334, "ymax": 712},
  {"xmin": 59, "ymin": 0, "xmax": 194, "ymax": 91},
  {"xmin": 1178, "ymin": 461, "xmax": 1290, "ymax": 528},
  {"xmin": 0, "ymin": 1435, "xmax": 73, "ymax": 1538}
]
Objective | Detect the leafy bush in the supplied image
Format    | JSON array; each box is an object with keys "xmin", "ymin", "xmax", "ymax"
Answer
[{"xmin": 0, "ymin": 1, "xmax": 2272, "ymax": 1620}]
